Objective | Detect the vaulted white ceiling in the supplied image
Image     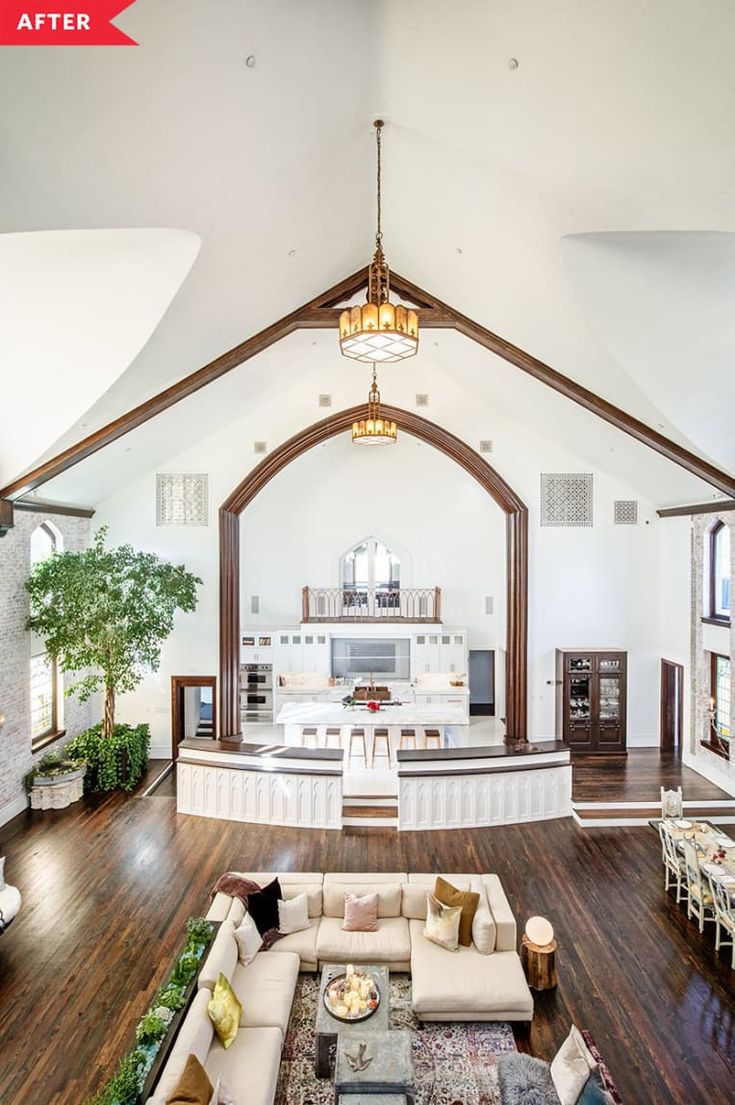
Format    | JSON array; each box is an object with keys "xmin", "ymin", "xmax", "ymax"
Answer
[{"xmin": 1, "ymin": 0, "xmax": 733, "ymax": 500}]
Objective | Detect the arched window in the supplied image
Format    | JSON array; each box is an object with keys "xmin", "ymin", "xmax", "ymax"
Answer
[
  {"xmin": 30, "ymin": 522, "xmax": 63, "ymax": 746},
  {"xmin": 341, "ymin": 538, "xmax": 400, "ymax": 613},
  {"xmin": 708, "ymin": 521, "xmax": 731, "ymax": 622}
]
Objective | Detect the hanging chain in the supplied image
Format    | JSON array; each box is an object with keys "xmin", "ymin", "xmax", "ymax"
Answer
[{"xmin": 374, "ymin": 120, "xmax": 383, "ymax": 249}]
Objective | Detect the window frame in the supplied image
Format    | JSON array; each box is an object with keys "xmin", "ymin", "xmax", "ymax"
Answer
[
  {"xmin": 701, "ymin": 651, "xmax": 731, "ymax": 761},
  {"xmin": 704, "ymin": 520, "xmax": 731, "ymax": 626},
  {"xmin": 30, "ymin": 521, "xmax": 65, "ymax": 751}
]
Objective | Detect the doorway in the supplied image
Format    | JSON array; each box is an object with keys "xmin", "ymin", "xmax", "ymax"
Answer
[
  {"xmin": 171, "ymin": 676, "xmax": 217, "ymax": 760},
  {"xmin": 660, "ymin": 660, "xmax": 684, "ymax": 755},
  {"xmin": 469, "ymin": 650, "xmax": 495, "ymax": 716}
]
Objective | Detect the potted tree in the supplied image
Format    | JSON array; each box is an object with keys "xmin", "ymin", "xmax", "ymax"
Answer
[{"xmin": 26, "ymin": 527, "xmax": 201, "ymax": 792}]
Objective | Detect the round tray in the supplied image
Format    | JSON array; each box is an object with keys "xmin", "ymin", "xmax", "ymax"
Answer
[{"xmin": 323, "ymin": 971, "xmax": 380, "ymax": 1023}]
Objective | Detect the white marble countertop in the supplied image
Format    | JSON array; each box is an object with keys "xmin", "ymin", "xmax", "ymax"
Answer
[{"xmin": 276, "ymin": 702, "xmax": 469, "ymax": 726}]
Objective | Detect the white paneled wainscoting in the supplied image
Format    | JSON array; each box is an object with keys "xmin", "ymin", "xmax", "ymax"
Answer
[
  {"xmin": 398, "ymin": 761, "xmax": 572, "ymax": 831},
  {"xmin": 176, "ymin": 738, "xmax": 571, "ymax": 831}
]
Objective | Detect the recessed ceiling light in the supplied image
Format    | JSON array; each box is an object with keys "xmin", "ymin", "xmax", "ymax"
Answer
[
  {"xmin": 288, "ymin": 249, "xmax": 296, "ymax": 257},
  {"xmin": 456, "ymin": 247, "xmax": 463, "ymax": 255},
  {"xmin": 245, "ymin": 55, "xmax": 256, "ymax": 68},
  {"xmin": 80, "ymin": 422, "xmax": 87, "ymax": 429},
  {"xmin": 508, "ymin": 57, "xmax": 519, "ymax": 69}
]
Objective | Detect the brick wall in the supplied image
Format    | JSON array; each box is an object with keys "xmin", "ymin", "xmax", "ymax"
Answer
[{"xmin": 0, "ymin": 509, "xmax": 94, "ymax": 822}]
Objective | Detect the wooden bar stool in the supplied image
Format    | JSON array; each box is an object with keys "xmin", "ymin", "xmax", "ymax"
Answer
[
  {"xmin": 398, "ymin": 728, "xmax": 418, "ymax": 751},
  {"xmin": 424, "ymin": 728, "xmax": 443, "ymax": 751},
  {"xmin": 301, "ymin": 726, "xmax": 319, "ymax": 749},
  {"xmin": 347, "ymin": 727, "xmax": 367, "ymax": 765},
  {"xmin": 371, "ymin": 727, "xmax": 392, "ymax": 768},
  {"xmin": 325, "ymin": 727, "xmax": 343, "ymax": 750}
]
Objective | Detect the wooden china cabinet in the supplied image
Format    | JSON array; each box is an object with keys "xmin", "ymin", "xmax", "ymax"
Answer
[{"xmin": 555, "ymin": 649, "xmax": 627, "ymax": 754}]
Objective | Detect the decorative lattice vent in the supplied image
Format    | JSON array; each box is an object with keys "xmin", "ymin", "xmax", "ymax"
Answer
[
  {"xmin": 614, "ymin": 500, "xmax": 638, "ymax": 525},
  {"xmin": 156, "ymin": 473, "xmax": 209, "ymax": 527},
  {"xmin": 318, "ymin": 394, "xmax": 332, "ymax": 408},
  {"xmin": 540, "ymin": 473, "xmax": 593, "ymax": 527},
  {"xmin": 479, "ymin": 440, "xmax": 493, "ymax": 454},
  {"xmin": 415, "ymin": 393, "xmax": 429, "ymax": 407},
  {"xmin": 253, "ymin": 441, "xmax": 267, "ymax": 454}
]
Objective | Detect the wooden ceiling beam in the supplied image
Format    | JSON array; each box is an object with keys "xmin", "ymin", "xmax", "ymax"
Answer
[{"xmin": 657, "ymin": 499, "xmax": 735, "ymax": 518}]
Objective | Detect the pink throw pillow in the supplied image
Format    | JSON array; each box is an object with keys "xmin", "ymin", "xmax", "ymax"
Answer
[{"xmin": 342, "ymin": 892, "xmax": 379, "ymax": 932}]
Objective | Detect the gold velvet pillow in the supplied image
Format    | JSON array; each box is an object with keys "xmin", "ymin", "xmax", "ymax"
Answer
[
  {"xmin": 165, "ymin": 1053, "xmax": 212, "ymax": 1105},
  {"xmin": 434, "ymin": 876, "xmax": 480, "ymax": 947},
  {"xmin": 207, "ymin": 973, "xmax": 242, "ymax": 1050}
]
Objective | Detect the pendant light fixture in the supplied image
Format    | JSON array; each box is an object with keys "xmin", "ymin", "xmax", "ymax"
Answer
[
  {"xmin": 352, "ymin": 364, "xmax": 398, "ymax": 446},
  {"xmin": 339, "ymin": 120, "xmax": 419, "ymax": 363}
]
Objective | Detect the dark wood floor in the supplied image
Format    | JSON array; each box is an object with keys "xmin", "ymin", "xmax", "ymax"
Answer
[
  {"xmin": 0, "ymin": 766, "xmax": 733, "ymax": 1105},
  {"xmin": 572, "ymin": 748, "xmax": 732, "ymax": 802}
]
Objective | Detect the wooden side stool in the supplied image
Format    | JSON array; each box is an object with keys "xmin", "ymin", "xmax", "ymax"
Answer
[
  {"xmin": 424, "ymin": 728, "xmax": 442, "ymax": 750},
  {"xmin": 521, "ymin": 934, "xmax": 558, "ymax": 990},
  {"xmin": 371, "ymin": 727, "xmax": 392, "ymax": 767},
  {"xmin": 347, "ymin": 727, "xmax": 367, "ymax": 765},
  {"xmin": 399, "ymin": 728, "xmax": 417, "ymax": 750}
]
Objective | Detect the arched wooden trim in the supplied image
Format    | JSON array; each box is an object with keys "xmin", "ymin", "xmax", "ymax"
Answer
[{"xmin": 219, "ymin": 405, "xmax": 528, "ymax": 742}]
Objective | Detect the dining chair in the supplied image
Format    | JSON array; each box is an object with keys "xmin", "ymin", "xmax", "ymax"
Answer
[
  {"xmin": 683, "ymin": 841, "xmax": 716, "ymax": 933},
  {"xmin": 660, "ymin": 786, "xmax": 684, "ymax": 820},
  {"xmin": 707, "ymin": 872, "xmax": 735, "ymax": 969},
  {"xmin": 659, "ymin": 822, "xmax": 688, "ymax": 903}
]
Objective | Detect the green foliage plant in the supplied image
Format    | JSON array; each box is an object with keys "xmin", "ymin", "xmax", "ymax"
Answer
[
  {"xmin": 26, "ymin": 527, "xmax": 201, "ymax": 739},
  {"xmin": 64, "ymin": 723, "xmax": 149, "ymax": 793}
]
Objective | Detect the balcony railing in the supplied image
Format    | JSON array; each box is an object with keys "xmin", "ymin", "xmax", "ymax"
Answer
[{"xmin": 302, "ymin": 586, "xmax": 442, "ymax": 623}]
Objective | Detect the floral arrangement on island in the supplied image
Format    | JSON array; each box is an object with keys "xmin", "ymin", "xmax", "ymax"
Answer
[{"xmin": 325, "ymin": 963, "xmax": 379, "ymax": 1020}]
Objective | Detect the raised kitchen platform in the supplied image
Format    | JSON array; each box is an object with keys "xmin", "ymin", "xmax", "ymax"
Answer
[
  {"xmin": 275, "ymin": 700, "xmax": 468, "ymax": 746},
  {"xmin": 176, "ymin": 737, "xmax": 572, "ymax": 831}
]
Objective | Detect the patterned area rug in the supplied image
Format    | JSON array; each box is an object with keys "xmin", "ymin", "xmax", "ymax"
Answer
[{"xmin": 275, "ymin": 973, "xmax": 517, "ymax": 1105}]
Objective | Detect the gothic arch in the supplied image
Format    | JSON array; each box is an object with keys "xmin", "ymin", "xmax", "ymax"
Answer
[{"xmin": 219, "ymin": 404, "xmax": 528, "ymax": 740}]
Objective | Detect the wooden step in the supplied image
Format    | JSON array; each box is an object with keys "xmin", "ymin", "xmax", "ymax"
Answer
[
  {"xmin": 342, "ymin": 804, "xmax": 398, "ymax": 819},
  {"xmin": 572, "ymin": 802, "xmax": 735, "ymax": 828}
]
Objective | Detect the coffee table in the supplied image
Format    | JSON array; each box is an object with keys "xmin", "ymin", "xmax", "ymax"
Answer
[
  {"xmin": 335, "ymin": 1028, "xmax": 415, "ymax": 1102},
  {"xmin": 315, "ymin": 964, "xmax": 390, "ymax": 1079}
]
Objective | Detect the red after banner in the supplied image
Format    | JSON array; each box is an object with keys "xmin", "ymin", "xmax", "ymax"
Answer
[{"xmin": 0, "ymin": 1, "xmax": 137, "ymax": 45}]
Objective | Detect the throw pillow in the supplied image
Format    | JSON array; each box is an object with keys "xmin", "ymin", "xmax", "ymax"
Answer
[
  {"xmin": 434, "ymin": 875, "xmax": 480, "ymax": 947},
  {"xmin": 165, "ymin": 1053, "xmax": 212, "ymax": 1105},
  {"xmin": 278, "ymin": 892, "xmax": 310, "ymax": 935},
  {"xmin": 423, "ymin": 891, "xmax": 462, "ymax": 951},
  {"xmin": 550, "ymin": 1025, "xmax": 598, "ymax": 1105},
  {"xmin": 207, "ymin": 973, "xmax": 242, "ymax": 1050},
  {"xmin": 233, "ymin": 912, "xmax": 263, "ymax": 966},
  {"xmin": 496, "ymin": 1053, "xmax": 562, "ymax": 1105},
  {"xmin": 246, "ymin": 877, "xmax": 282, "ymax": 935},
  {"xmin": 342, "ymin": 891, "xmax": 379, "ymax": 932},
  {"xmin": 208, "ymin": 1075, "xmax": 238, "ymax": 1105},
  {"xmin": 578, "ymin": 1070, "xmax": 615, "ymax": 1105}
]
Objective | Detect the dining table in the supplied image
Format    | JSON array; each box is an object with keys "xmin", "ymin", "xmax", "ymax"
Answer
[{"xmin": 662, "ymin": 818, "xmax": 735, "ymax": 899}]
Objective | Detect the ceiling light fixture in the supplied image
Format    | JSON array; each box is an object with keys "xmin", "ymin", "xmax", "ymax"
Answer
[
  {"xmin": 352, "ymin": 364, "xmax": 397, "ymax": 446},
  {"xmin": 339, "ymin": 120, "xmax": 418, "ymax": 363}
]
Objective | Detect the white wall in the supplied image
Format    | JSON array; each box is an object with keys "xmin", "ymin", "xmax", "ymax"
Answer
[
  {"xmin": 91, "ymin": 376, "xmax": 668, "ymax": 756},
  {"xmin": 240, "ymin": 435, "xmax": 506, "ymax": 646}
]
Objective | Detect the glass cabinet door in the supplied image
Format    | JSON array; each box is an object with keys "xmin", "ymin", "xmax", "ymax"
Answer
[
  {"xmin": 599, "ymin": 676, "xmax": 621, "ymax": 721},
  {"xmin": 569, "ymin": 675, "xmax": 591, "ymax": 721}
]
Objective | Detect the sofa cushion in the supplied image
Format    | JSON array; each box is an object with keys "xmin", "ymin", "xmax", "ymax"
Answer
[
  {"xmin": 323, "ymin": 881, "xmax": 401, "ymax": 918},
  {"xmin": 423, "ymin": 892, "xmax": 462, "ymax": 952},
  {"xmin": 401, "ymin": 883, "xmax": 430, "ymax": 920},
  {"xmin": 164, "ymin": 1053, "xmax": 212, "ymax": 1105},
  {"xmin": 204, "ymin": 1026, "xmax": 282, "ymax": 1105},
  {"xmin": 278, "ymin": 892, "xmax": 310, "ymax": 935},
  {"xmin": 199, "ymin": 921, "xmax": 238, "ymax": 991},
  {"xmin": 434, "ymin": 876, "xmax": 479, "ymax": 947},
  {"xmin": 232, "ymin": 949, "xmax": 299, "ymax": 1038},
  {"xmin": 268, "ymin": 917, "xmax": 319, "ymax": 970},
  {"xmin": 482, "ymin": 875, "xmax": 517, "ymax": 952},
  {"xmin": 282, "ymin": 882, "xmax": 323, "ymax": 918},
  {"xmin": 207, "ymin": 892, "xmax": 235, "ymax": 924},
  {"xmin": 317, "ymin": 916, "xmax": 411, "ymax": 965},
  {"xmin": 497, "ymin": 1053, "xmax": 561, "ymax": 1105},
  {"xmin": 234, "ymin": 914, "xmax": 262, "ymax": 966},
  {"xmin": 148, "ymin": 991, "xmax": 214, "ymax": 1105},
  {"xmin": 226, "ymin": 898, "xmax": 246, "ymax": 927},
  {"xmin": 409, "ymin": 920, "xmax": 533, "ymax": 1018},
  {"xmin": 325, "ymin": 872, "xmax": 407, "ymax": 884}
]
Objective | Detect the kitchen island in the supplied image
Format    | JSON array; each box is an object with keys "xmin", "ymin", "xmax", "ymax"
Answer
[{"xmin": 275, "ymin": 700, "xmax": 468, "ymax": 748}]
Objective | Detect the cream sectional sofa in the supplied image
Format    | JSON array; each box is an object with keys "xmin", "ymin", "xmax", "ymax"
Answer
[{"xmin": 147, "ymin": 870, "xmax": 532, "ymax": 1105}]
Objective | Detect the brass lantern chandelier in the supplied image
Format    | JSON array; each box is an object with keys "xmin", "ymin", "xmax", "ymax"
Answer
[
  {"xmin": 352, "ymin": 364, "xmax": 397, "ymax": 446},
  {"xmin": 339, "ymin": 120, "xmax": 419, "ymax": 363}
]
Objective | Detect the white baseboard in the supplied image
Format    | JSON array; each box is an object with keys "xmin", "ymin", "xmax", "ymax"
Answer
[{"xmin": 0, "ymin": 792, "xmax": 28, "ymax": 828}]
